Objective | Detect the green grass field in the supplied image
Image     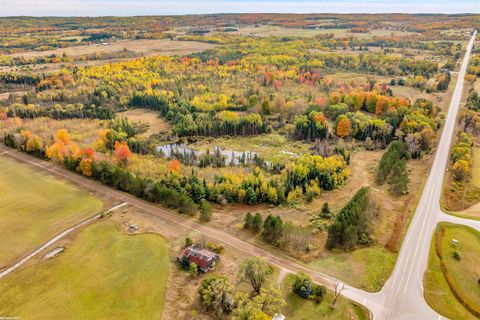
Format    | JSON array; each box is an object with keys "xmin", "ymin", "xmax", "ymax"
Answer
[
  {"xmin": 0, "ymin": 221, "xmax": 169, "ymax": 320},
  {"xmin": 424, "ymin": 223, "xmax": 480, "ymax": 319},
  {"xmin": 0, "ymin": 156, "xmax": 103, "ymax": 267},
  {"xmin": 308, "ymin": 247, "xmax": 397, "ymax": 292},
  {"xmin": 281, "ymin": 274, "xmax": 369, "ymax": 320}
]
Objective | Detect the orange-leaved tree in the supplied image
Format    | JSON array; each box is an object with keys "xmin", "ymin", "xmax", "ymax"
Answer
[
  {"xmin": 168, "ymin": 159, "xmax": 181, "ymax": 172},
  {"xmin": 336, "ymin": 115, "xmax": 352, "ymax": 138},
  {"xmin": 114, "ymin": 140, "xmax": 132, "ymax": 166}
]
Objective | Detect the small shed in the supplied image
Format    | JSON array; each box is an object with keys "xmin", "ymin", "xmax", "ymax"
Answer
[{"xmin": 273, "ymin": 314, "xmax": 286, "ymax": 320}]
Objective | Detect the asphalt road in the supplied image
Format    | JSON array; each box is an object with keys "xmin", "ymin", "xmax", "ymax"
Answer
[
  {"xmin": 0, "ymin": 30, "xmax": 478, "ymax": 320},
  {"xmin": 343, "ymin": 30, "xmax": 478, "ymax": 320}
]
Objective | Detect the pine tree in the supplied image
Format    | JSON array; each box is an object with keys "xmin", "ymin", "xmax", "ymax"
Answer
[
  {"xmin": 320, "ymin": 202, "xmax": 331, "ymax": 218},
  {"xmin": 262, "ymin": 214, "xmax": 283, "ymax": 245},
  {"xmin": 244, "ymin": 212, "xmax": 254, "ymax": 230},
  {"xmin": 252, "ymin": 213, "xmax": 263, "ymax": 232}
]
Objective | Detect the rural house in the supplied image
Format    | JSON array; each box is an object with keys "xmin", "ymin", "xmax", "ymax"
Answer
[{"xmin": 177, "ymin": 245, "xmax": 220, "ymax": 272}]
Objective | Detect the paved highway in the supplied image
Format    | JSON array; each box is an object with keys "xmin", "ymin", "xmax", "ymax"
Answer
[{"xmin": 342, "ymin": 30, "xmax": 478, "ymax": 320}]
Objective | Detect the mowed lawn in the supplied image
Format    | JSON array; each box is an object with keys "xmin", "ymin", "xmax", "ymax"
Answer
[
  {"xmin": 0, "ymin": 156, "xmax": 102, "ymax": 267},
  {"xmin": 281, "ymin": 274, "xmax": 369, "ymax": 320},
  {"xmin": 308, "ymin": 247, "xmax": 397, "ymax": 292},
  {"xmin": 424, "ymin": 223, "xmax": 480, "ymax": 319},
  {"xmin": 0, "ymin": 222, "xmax": 169, "ymax": 319}
]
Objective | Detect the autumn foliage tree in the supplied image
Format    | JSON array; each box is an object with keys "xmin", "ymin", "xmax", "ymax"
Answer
[
  {"xmin": 114, "ymin": 140, "xmax": 132, "ymax": 166},
  {"xmin": 336, "ymin": 115, "xmax": 352, "ymax": 138},
  {"xmin": 46, "ymin": 129, "xmax": 71, "ymax": 162}
]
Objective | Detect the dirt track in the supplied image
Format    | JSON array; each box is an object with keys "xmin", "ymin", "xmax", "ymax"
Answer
[{"xmin": 0, "ymin": 145, "xmax": 342, "ymax": 291}]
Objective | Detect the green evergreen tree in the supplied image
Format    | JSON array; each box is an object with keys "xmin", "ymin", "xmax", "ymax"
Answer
[
  {"xmin": 244, "ymin": 212, "xmax": 254, "ymax": 230},
  {"xmin": 262, "ymin": 214, "xmax": 283, "ymax": 245},
  {"xmin": 199, "ymin": 199, "xmax": 212, "ymax": 222},
  {"xmin": 252, "ymin": 213, "xmax": 263, "ymax": 232}
]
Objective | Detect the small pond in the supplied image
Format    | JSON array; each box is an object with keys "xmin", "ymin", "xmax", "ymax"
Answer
[{"xmin": 155, "ymin": 143, "xmax": 262, "ymax": 166}]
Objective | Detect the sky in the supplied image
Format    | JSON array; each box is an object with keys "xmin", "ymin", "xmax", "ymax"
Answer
[{"xmin": 1, "ymin": 0, "xmax": 479, "ymax": 16}]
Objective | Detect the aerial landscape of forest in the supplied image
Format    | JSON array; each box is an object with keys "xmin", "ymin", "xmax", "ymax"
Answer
[{"xmin": 0, "ymin": 4, "xmax": 479, "ymax": 320}]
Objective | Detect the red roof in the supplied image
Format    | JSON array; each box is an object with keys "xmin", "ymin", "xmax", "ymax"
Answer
[{"xmin": 178, "ymin": 246, "xmax": 219, "ymax": 270}]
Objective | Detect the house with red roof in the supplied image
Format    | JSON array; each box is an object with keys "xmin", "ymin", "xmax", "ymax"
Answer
[{"xmin": 177, "ymin": 245, "xmax": 220, "ymax": 272}]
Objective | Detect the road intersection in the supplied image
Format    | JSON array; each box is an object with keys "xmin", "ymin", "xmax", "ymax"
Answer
[
  {"xmin": 342, "ymin": 29, "xmax": 479, "ymax": 320},
  {"xmin": 0, "ymin": 30, "xmax": 478, "ymax": 320}
]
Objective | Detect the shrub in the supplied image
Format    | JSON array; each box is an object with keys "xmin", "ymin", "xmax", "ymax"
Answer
[
  {"xmin": 206, "ymin": 242, "xmax": 225, "ymax": 254},
  {"xmin": 453, "ymin": 250, "xmax": 462, "ymax": 260},
  {"xmin": 189, "ymin": 262, "xmax": 199, "ymax": 276},
  {"xmin": 292, "ymin": 271, "xmax": 326, "ymax": 303}
]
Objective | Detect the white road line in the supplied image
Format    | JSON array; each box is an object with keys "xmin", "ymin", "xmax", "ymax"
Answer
[{"xmin": 403, "ymin": 185, "xmax": 434, "ymax": 294}]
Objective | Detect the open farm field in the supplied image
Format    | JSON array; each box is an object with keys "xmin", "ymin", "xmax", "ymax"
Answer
[
  {"xmin": 0, "ymin": 156, "xmax": 103, "ymax": 269},
  {"xmin": 0, "ymin": 221, "xmax": 169, "ymax": 320},
  {"xmin": 6, "ymin": 39, "xmax": 217, "ymax": 59},
  {"xmin": 228, "ymin": 25, "xmax": 419, "ymax": 39},
  {"xmin": 1, "ymin": 12, "xmax": 479, "ymax": 320}
]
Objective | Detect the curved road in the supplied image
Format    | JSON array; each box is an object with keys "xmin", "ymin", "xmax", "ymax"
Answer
[{"xmin": 0, "ymin": 30, "xmax": 478, "ymax": 320}]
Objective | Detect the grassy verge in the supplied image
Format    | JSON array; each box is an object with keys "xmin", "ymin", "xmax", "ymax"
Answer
[
  {"xmin": 307, "ymin": 247, "xmax": 396, "ymax": 292},
  {"xmin": 281, "ymin": 274, "xmax": 369, "ymax": 319},
  {"xmin": 0, "ymin": 156, "xmax": 103, "ymax": 267},
  {"xmin": 424, "ymin": 223, "xmax": 480, "ymax": 319},
  {"xmin": 0, "ymin": 221, "xmax": 169, "ymax": 319}
]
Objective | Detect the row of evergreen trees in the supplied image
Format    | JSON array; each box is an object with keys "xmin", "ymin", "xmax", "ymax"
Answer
[
  {"xmin": 129, "ymin": 93, "xmax": 267, "ymax": 137},
  {"xmin": 6, "ymin": 103, "xmax": 115, "ymax": 120},
  {"xmin": 376, "ymin": 141, "xmax": 410, "ymax": 195},
  {"xmin": 326, "ymin": 187, "xmax": 376, "ymax": 249}
]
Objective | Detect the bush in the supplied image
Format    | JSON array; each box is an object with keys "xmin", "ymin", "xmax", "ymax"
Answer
[
  {"xmin": 206, "ymin": 242, "xmax": 225, "ymax": 254},
  {"xmin": 189, "ymin": 262, "xmax": 199, "ymax": 276},
  {"xmin": 453, "ymin": 250, "xmax": 462, "ymax": 260},
  {"xmin": 293, "ymin": 271, "xmax": 313, "ymax": 298},
  {"xmin": 320, "ymin": 202, "xmax": 332, "ymax": 218},
  {"xmin": 292, "ymin": 271, "xmax": 326, "ymax": 303}
]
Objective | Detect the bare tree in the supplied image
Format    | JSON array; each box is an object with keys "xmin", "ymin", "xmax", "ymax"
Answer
[{"xmin": 332, "ymin": 281, "xmax": 345, "ymax": 307}]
